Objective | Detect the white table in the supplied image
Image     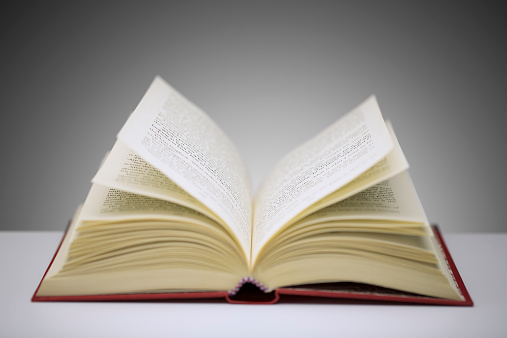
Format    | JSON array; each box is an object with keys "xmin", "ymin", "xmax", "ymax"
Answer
[{"xmin": 1, "ymin": 231, "xmax": 505, "ymax": 337}]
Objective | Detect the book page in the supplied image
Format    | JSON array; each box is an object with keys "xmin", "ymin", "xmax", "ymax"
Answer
[
  {"xmin": 117, "ymin": 77, "xmax": 252, "ymax": 257},
  {"xmin": 80, "ymin": 184, "xmax": 220, "ymax": 225},
  {"xmin": 41, "ymin": 185, "xmax": 249, "ymax": 292},
  {"xmin": 92, "ymin": 140, "xmax": 224, "ymax": 226},
  {"xmin": 252, "ymin": 96, "xmax": 393, "ymax": 261},
  {"xmin": 295, "ymin": 171, "xmax": 429, "ymax": 225},
  {"xmin": 47, "ymin": 183, "xmax": 230, "ymax": 278},
  {"xmin": 286, "ymin": 121, "xmax": 409, "ymax": 225}
]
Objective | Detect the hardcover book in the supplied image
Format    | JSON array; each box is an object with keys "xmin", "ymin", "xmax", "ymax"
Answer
[{"xmin": 32, "ymin": 77, "xmax": 472, "ymax": 305}]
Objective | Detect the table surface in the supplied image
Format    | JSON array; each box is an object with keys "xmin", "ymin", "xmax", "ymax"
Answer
[{"xmin": 1, "ymin": 231, "xmax": 506, "ymax": 337}]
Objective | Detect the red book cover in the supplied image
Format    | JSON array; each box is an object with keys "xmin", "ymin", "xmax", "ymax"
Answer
[{"xmin": 32, "ymin": 225, "xmax": 473, "ymax": 306}]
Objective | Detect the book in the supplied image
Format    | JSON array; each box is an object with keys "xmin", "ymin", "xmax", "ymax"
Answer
[{"xmin": 32, "ymin": 76, "xmax": 472, "ymax": 305}]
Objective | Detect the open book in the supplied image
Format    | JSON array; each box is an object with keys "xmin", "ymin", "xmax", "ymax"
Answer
[{"xmin": 33, "ymin": 77, "xmax": 472, "ymax": 305}]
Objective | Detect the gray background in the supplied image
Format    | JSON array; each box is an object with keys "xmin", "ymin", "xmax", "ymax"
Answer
[{"xmin": 1, "ymin": 1, "xmax": 505, "ymax": 232}]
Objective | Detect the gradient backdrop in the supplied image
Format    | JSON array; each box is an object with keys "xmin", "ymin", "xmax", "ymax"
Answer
[{"xmin": 1, "ymin": 1, "xmax": 506, "ymax": 232}]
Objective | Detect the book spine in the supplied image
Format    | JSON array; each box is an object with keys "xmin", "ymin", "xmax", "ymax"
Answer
[{"xmin": 228, "ymin": 277, "xmax": 269, "ymax": 296}]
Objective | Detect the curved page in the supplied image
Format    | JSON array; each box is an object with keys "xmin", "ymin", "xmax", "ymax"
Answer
[
  {"xmin": 253, "ymin": 96, "xmax": 393, "ymax": 262},
  {"xmin": 117, "ymin": 77, "xmax": 252, "ymax": 257}
]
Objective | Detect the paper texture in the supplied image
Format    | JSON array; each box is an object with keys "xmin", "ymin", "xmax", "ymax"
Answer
[
  {"xmin": 117, "ymin": 77, "xmax": 253, "ymax": 256},
  {"xmin": 252, "ymin": 96, "xmax": 393, "ymax": 261}
]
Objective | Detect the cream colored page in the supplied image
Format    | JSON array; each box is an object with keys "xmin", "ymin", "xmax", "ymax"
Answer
[
  {"xmin": 44, "ymin": 206, "xmax": 82, "ymax": 279},
  {"xmin": 44, "ymin": 184, "xmax": 239, "ymax": 279},
  {"xmin": 92, "ymin": 140, "xmax": 223, "ymax": 225},
  {"xmin": 253, "ymin": 96, "xmax": 393, "ymax": 261},
  {"xmin": 117, "ymin": 77, "xmax": 252, "ymax": 257},
  {"xmin": 301, "ymin": 171, "xmax": 429, "ymax": 224},
  {"xmin": 288, "ymin": 121, "xmax": 409, "ymax": 224},
  {"xmin": 80, "ymin": 184, "xmax": 221, "ymax": 226}
]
